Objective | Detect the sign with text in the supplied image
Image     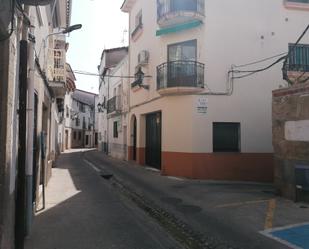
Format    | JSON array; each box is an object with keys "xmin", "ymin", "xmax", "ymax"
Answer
[{"xmin": 196, "ymin": 97, "xmax": 208, "ymax": 115}]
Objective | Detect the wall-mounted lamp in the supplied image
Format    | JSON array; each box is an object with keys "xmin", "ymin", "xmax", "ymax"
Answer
[
  {"xmin": 131, "ymin": 67, "xmax": 149, "ymax": 90},
  {"xmin": 97, "ymin": 102, "xmax": 105, "ymax": 113}
]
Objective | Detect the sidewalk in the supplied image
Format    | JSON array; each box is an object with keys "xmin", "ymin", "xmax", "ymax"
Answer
[
  {"xmin": 25, "ymin": 150, "xmax": 184, "ymax": 249},
  {"xmin": 84, "ymin": 150, "xmax": 309, "ymax": 249}
]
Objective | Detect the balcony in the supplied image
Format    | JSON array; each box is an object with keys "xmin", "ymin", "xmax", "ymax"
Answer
[
  {"xmin": 47, "ymin": 48, "xmax": 67, "ymax": 97},
  {"xmin": 157, "ymin": 60, "xmax": 204, "ymax": 95},
  {"xmin": 157, "ymin": 0, "xmax": 205, "ymax": 27},
  {"xmin": 107, "ymin": 96, "xmax": 122, "ymax": 114},
  {"xmin": 284, "ymin": 44, "xmax": 309, "ymax": 84}
]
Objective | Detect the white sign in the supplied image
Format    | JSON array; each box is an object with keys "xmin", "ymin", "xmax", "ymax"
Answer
[
  {"xmin": 285, "ymin": 120, "xmax": 309, "ymax": 142},
  {"xmin": 196, "ymin": 97, "xmax": 208, "ymax": 114}
]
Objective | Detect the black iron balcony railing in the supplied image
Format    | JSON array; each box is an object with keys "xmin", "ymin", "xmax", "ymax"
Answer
[
  {"xmin": 107, "ymin": 96, "xmax": 122, "ymax": 114},
  {"xmin": 157, "ymin": 0, "xmax": 205, "ymax": 21},
  {"xmin": 157, "ymin": 60, "xmax": 204, "ymax": 89},
  {"xmin": 286, "ymin": 44, "xmax": 309, "ymax": 72}
]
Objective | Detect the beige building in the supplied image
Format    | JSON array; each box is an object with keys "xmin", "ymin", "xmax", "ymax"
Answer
[{"xmin": 120, "ymin": 0, "xmax": 309, "ymax": 181}]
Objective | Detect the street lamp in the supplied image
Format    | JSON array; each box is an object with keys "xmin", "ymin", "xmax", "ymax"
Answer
[
  {"xmin": 131, "ymin": 67, "xmax": 149, "ymax": 90},
  {"xmin": 38, "ymin": 24, "xmax": 82, "ymax": 58}
]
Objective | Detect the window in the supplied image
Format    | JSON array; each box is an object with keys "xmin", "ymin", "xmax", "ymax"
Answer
[
  {"xmin": 113, "ymin": 121, "xmax": 118, "ymax": 138},
  {"xmin": 66, "ymin": 106, "xmax": 69, "ymax": 118},
  {"xmin": 287, "ymin": 43, "xmax": 309, "ymax": 72},
  {"xmin": 132, "ymin": 10, "xmax": 143, "ymax": 39},
  {"xmin": 76, "ymin": 117, "xmax": 80, "ymax": 127},
  {"xmin": 168, "ymin": 39, "xmax": 197, "ymax": 61},
  {"xmin": 213, "ymin": 122, "xmax": 240, "ymax": 152},
  {"xmin": 79, "ymin": 103, "xmax": 85, "ymax": 113},
  {"xmin": 135, "ymin": 10, "xmax": 143, "ymax": 28}
]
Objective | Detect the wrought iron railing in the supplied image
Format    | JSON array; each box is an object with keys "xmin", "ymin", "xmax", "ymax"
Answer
[
  {"xmin": 286, "ymin": 44, "xmax": 309, "ymax": 72},
  {"xmin": 107, "ymin": 96, "xmax": 122, "ymax": 114},
  {"xmin": 157, "ymin": 60, "xmax": 204, "ymax": 89},
  {"xmin": 157, "ymin": 0, "xmax": 205, "ymax": 21}
]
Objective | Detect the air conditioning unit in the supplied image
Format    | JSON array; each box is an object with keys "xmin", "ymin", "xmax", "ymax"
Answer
[{"xmin": 138, "ymin": 50, "xmax": 149, "ymax": 65}]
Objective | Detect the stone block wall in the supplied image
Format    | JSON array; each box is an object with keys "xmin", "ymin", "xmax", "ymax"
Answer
[{"xmin": 273, "ymin": 82, "xmax": 309, "ymax": 201}]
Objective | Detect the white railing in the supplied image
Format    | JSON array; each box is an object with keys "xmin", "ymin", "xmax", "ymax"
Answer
[{"xmin": 47, "ymin": 48, "xmax": 66, "ymax": 83}]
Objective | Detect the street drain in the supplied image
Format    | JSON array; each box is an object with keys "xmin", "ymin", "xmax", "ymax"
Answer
[{"xmin": 100, "ymin": 174, "xmax": 113, "ymax": 180}]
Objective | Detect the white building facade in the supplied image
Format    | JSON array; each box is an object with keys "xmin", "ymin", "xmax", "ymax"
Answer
[
  {"xmin": 64, "ymin": 89, "xmax": 97, "ymax": 149},
  {"xmin": 121, "ymin": 0, "xmax": 309, "ymax": 181},
  {"xmin": 97, "ymin": 47, "xmax": 129, "ymax": 159}
]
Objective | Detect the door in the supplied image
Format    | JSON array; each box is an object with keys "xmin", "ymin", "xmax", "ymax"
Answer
[
  {"xmin": 146, "ymin": 112, "xmax": 161, "ymax": 169},
  {"xmin": 133, "ymin": 118, "xmax": 137, "ymax": 160},
  {"xmin": 65, "ymin": 130, "xmax": 68, "ymax": 150}
]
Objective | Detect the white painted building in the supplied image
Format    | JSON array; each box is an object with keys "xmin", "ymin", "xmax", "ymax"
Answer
[
  {"xmin": 64, "ymin": 89, "xmax": 97, "ymax": 149},
  {"xmin": 97, "ymin": 47, "xmax": 129, "ymax": 159},
  {"xmin": 120, "ymin": 0, "xmax": 309, "ymax": 181}
]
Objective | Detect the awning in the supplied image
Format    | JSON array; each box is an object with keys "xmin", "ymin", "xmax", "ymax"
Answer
[{"xmin": 156, "ymin": 20, "xmax": 203, "ymax": 36}]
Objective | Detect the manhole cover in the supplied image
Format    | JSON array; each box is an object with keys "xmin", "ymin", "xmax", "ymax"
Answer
[{"xmin": 176, "ymin": 205, "xmax": 202, "ymax": 214}]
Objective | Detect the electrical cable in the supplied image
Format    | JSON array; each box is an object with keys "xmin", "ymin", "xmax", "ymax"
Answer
[
  {"xmin": 0, "ymin": 0, "xmax": 15, "ymax": 42},
  {"xmin": 234, "ymin": 52, "xmax": 287, "ymax": 68},
  {"xmin": 73, "ymin": 70, "xmax": 152, "ymax": 79}
]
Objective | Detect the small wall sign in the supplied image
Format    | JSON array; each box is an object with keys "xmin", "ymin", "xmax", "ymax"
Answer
[{"xmin": 196, "ymin": 97, "xmax": 208, "ymax": 114}]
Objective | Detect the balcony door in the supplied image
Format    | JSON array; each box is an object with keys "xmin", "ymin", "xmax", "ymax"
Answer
[
  {"xmin": 170, "ymin": 0, "xmax": 198, "ymax": 12},
  {"xmin": 167, "ymin": 40, "xmax": 197, "ymax": 87}
]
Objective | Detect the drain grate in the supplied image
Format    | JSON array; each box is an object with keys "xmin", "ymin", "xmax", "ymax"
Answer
[{"xmin": 100, "ymin": 174, "xmax": 113, "ymax": 180}]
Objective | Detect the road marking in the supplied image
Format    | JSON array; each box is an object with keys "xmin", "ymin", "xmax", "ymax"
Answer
[
  {"xmin": 264, "ymin": 198, "xmax": 276, "ymax": 230},
  {"xmin": 215, "ymin": 199, "xmax": 270, "ymax": 208},
  {"xmin": 84, "ymin": 159, "xmax": 101, "ymax": 173},
  {"xmin": 261, "ymin": 222, "xmax": 309, "ymax": 249}
]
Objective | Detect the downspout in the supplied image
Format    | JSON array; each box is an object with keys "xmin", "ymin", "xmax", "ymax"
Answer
[
  {"xmin": 25, "ymin": 14, "xmax": 35, "ymax": 236},
  {"xmin": 15, "ymin": 5, "xmax": 29, "ymax": 249},
  {"xmin": 106, "ymin": 69, "xmax": 110, "ymax": 155}
]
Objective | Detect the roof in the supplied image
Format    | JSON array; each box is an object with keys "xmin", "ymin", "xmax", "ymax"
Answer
[
  {"xmin": 72, "ymin": 89, "xmax": 97, "ymax": 107},
  {"xmin": 121, "ymin": 0, "xmax": 136, "ymax": 12},
  {"xmin": 100, "ymin": 46, "xmax": 128, "ymax": 69}
]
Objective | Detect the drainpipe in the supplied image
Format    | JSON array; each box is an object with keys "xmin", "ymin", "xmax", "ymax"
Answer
[
  {"xmin": 15, "ymin": 5, "xmax": 30, "ymax": 249},
  {"xmin": 25, "ymin": 14, "xmax": 35, "ymax": 236}
]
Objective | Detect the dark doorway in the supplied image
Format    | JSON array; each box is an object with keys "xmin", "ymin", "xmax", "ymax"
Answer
[
  {"xmin": 146, "ymin": 112, "xmax": 161, "ymax": 169},
  {"xmin": 133, "ymin": 117, "xmax": 137, "ymax": 161},
  {"xmin": 65, "ymin": 130, "xmax": 69, "ymax": 150},
  {"xmin": 32, "ymin": 93, "xmax": 38, "ymax": 203}
]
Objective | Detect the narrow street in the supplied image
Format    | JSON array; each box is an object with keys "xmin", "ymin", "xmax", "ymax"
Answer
[
  {"xmin": 24, "ymin": 150, "xmax": 184, "ymax": 249},
  {"xmin": 25, "ymin": 150, "xmax": 309, "ymax": 249}
]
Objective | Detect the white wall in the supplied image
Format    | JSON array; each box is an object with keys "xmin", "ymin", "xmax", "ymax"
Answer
[{"xmin": 126, "ymin": 0, "xmax": 309, "ymax": 154}]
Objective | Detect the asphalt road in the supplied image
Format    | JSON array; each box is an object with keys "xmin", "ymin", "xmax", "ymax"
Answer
[
  {"xmin": 83, "ymin": 150, "xmax": 302, "ymax": 249},
  {"xmin": 25, "ymin": 151, "xmax": 184, "ymax": 249}
]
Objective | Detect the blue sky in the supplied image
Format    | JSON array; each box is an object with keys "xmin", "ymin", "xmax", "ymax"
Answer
[{"xmin": 67, "ymin": 0, "xmax": 128, "ymax": 93}]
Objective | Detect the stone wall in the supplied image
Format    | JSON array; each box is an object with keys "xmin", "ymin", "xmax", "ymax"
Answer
[{"xmin": 273, "ymin": 82, "xmax": 309, "ymax": 201}]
